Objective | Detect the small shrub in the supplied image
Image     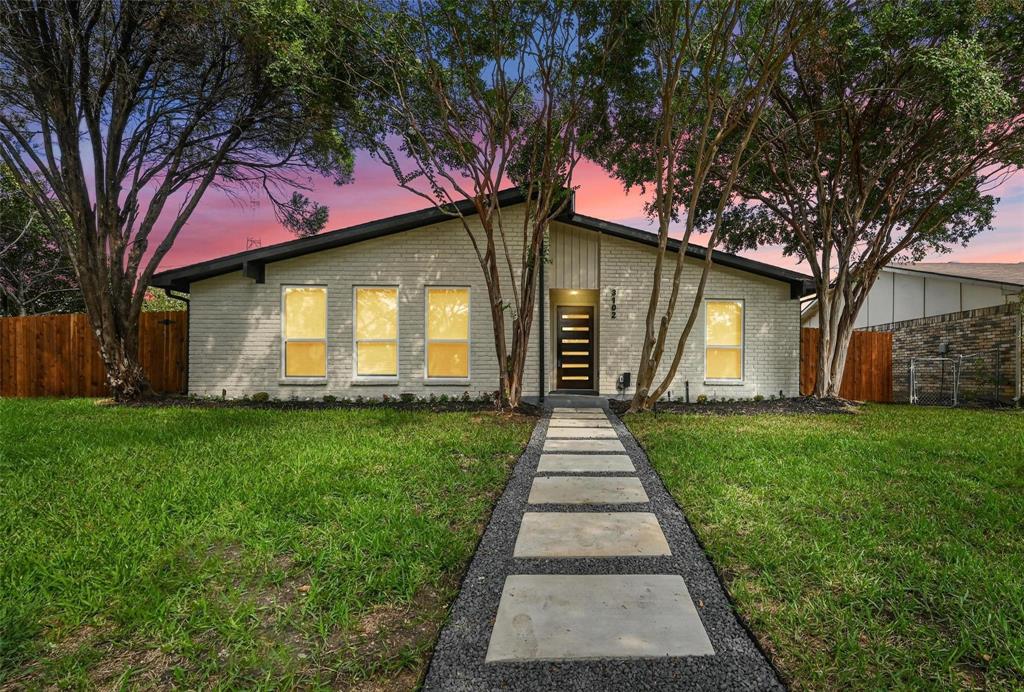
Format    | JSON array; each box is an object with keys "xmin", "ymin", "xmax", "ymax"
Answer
[
  {"xmin": 322, "ymin": 394, "xmax": 337, "ymax": 403},
  {"xmin": 382, "ymin": 394, "xmax": 392, "ymax": 403},
  {"xmin": 753, "ymin": 394, "xmax": 764, "ymax": 402},
  {"xmin": 251, "ymin": 392, "xmax": 270, "ymax": 403},
  {"xmin": 399, "ymin": 392, "xmax": 416, "ymax": 404},
  {"xmin": 439, "ymin": 394, "xmax": 449, "ymax": 403},
  {"xmin": 696, "ymin": 394, "xmax": 708, "ymax": 404},
  {"xmin": 355, "ymin": 395, "xmax": 364, "ymax": 405},
  {"xmin": 461, "ymin": 391, "xmax": 471, "ymax": 402}
]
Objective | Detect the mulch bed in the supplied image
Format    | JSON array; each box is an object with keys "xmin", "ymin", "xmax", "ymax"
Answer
[
  {"xmin": 109, "ymin": 395, "xmax": 542, "ymax": 416},
  {"xmin": 609, "ymin": 396, "xmax": 861, "ymax": 416}
]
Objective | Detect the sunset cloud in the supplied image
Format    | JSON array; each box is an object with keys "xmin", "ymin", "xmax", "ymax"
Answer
[{"xmin": 159, "ymin": 154, "xmax": 1023, "ymax": 272}]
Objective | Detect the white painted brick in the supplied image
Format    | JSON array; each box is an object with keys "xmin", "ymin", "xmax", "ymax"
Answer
[{"xmin": 188, "ymin": 210, "xmax": 800, "ymax": 400}]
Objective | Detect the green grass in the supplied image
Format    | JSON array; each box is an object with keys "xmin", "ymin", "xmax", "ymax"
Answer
[
  {"xmin": 0, "ymin": 399, "xmax": 532, "ymax": 688},
  {"xmin": 627, "ymin": 405, "xmax": 1024, "ymax": 690}
]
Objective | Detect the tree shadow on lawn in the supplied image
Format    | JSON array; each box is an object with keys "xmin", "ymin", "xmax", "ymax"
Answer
[{"xmin": 2, "ymin": 402, "xmax": 530, "ymax": 688}]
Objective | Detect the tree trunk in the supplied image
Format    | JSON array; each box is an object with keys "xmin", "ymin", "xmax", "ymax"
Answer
[
  {"xmin": 81, "ymin": 279, "xmax": 150, "ymax": 401},
  {"xmin": 506, "ymin": 313, "xmax": 532, "ymax": 410},
  {"xmin": 825, "ymin": 312, "xmax": 857, "ymax": 398},
  {"xmin": 629, "ymin": 357, "xmax": 657, "ymax": 412},
  {"xmin": 813, "ymin": 288, "xmax": 834, "ymax": 397},
  {"xmin": 812, "ymin": 283, "xmax": 860, "ymax": 399}
]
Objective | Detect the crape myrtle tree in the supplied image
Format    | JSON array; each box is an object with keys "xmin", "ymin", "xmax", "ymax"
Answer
[
  {"xmin": 720, "ymin": 0, "xmax": 1024, "ymax": 397},
  {"xmin": 354, "ymin": 0, "xmax": 619, "ymax": 409},
  {"xmin": 0, "ymin": 0, "xmax": 371, "ymax": 399},
  {"xmin": 586, "ymin": 0, "xmax": 810, "ymax": 412}
]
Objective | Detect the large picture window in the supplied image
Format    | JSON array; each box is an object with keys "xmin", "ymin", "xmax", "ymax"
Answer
[
  {"xmin": 354, "ymin": 287, "xmax": 398, "ymax": 377},
  {"xmin": 283, "ymin": 286, "xmax": 327, "ymax": 378},
  {"xmin": 426, "ymin": 287, "xmax": 470, "ymax": 379},
  {"xmin": 705, "ymin": 300, "xmax": 743, "ymax": 382}
]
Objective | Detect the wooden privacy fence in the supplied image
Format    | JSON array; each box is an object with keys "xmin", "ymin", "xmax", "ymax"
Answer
[
  {"xmin": 800, "ymin": 327, "xmax": 892, "ymax": 402},
  {"xmin": 0, "ymin": 311, "xmax": 187, "ymax": 397}
]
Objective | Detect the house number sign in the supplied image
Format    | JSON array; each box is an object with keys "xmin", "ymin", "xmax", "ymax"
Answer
[{"xmin": 610, "ymin": 288, "xmax": 617, "ymax": 319}]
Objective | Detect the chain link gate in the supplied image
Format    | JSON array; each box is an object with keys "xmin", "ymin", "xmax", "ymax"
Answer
[
  {"xmin": 910, "ymin": 357, "xmax": 958, "ymax": 406},
  {"xmin": 956, "ymin": 350, "xmax": 1015, "ymax": 406},
  {"xmin": 911, "ymin": 350, "xmax": 1016, "ymax": 407}
]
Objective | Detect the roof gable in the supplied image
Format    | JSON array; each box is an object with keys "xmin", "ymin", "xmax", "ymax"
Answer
[{"xmin": 152, "ymin": 189, "xmax": 812, "ymax": 297}]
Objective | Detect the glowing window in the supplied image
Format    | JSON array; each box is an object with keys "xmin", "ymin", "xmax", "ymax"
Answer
[
  {"xmin": 705, "ymin": 300, "xmax": 743, "ymax": 381},
  {"xmin": 283, "ymin": 286, "xmax": 327, "ymax": 378},
  {"xmin": 426, "ymin": 287, "xmax": 470, "ymax": 378},
  {"xmin": 355, "ymin": 287, "xmax": 398, "ymax": 376}
]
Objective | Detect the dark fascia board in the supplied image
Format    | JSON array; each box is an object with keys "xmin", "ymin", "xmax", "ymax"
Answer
[
  {"xmin": 151, "ymin": 189, "xmax": 528, "ymax": 291},
  {"xmin": 558, "ymin": 213, "xmax": 814, "ymax": 298},
  {"xmin": 152, "ymin": 187, "xmax": 814, "ymax": 298}
]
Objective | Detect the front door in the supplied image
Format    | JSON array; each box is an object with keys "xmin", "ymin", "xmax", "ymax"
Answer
[{"xmin": 556, "ymin": 305, "xmax": 595, "ymax": 391}]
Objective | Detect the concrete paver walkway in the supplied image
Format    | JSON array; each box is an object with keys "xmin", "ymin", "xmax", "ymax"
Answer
[{"xmin": 422, "ymin": 404, "xmax": 783, "ymax": 690}]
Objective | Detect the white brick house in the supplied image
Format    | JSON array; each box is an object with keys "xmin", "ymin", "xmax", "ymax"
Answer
[{"xmin": 152, "ymin": 190, "xmax": 811, "ymax": 401}]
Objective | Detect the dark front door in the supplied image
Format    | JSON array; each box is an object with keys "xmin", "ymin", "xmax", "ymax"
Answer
[{"xmin": 556, "ymin": 305, "xmax": 595, "ymax": 390}]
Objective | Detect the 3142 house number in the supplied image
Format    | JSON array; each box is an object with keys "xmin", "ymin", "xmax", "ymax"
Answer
[{"xmin": 610, "ymin": 288, "xmax": 617, "ymax": 319}]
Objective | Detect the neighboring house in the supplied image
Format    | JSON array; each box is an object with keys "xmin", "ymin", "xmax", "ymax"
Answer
[
  {"xmin": 802, "ymin": 262, "xmax": 1024, "ymax": 328},
  {"xmin": 803, "ymin": 263, "xmax": 1023, "ymax": 403},
  {"xmin": 152, "ymin": 190, "xmax": 811, "ymax": 401}
]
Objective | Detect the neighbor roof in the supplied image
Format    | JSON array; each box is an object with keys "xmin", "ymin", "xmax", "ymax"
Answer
[
  {"xmin": 152, "ymin": 190, "xmax": 813, "ymax": 297},
  {"xmin": 890, "ymin": 262, "xmax": 1024, "ymax": 287}
]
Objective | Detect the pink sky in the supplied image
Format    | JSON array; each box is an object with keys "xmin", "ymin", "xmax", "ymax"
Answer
[{"xmin": 162, "ymin": 153, "xmax": 1023, "ymax": 273}]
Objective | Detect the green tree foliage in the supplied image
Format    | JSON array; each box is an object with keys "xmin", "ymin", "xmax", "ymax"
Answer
[
  {"xmin": 0, "ymin": 165, "xmax": 83, "ymax": 316},
  {"xmin": 346, "ymin": 0, "xmax": 619, "ymax": 408},
  {"xmin": 719, "ymin": 0, "xmax": 1024, "ymax": 396},
  {"xmin": 141, "ymin": 288, "xmax": 187, "ymax": 312},
  {"xmin": 0, "ymin": 0, "xmax": 373, "ymax": 398},
  {"xmin": 586, "ymin": 0, "xmax": 810, "ymax": 411}
]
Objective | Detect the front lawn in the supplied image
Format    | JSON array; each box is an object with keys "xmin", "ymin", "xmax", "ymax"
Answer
[
  {"xmin": 628, "ymin": 405, "xmax": 1024, "ymax": 690},
  {"xmin": 0, "ymin": 399, "xmax": 532, "ymax": 688}
]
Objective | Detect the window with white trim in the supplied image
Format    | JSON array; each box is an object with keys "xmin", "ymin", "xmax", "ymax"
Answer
[
  {"xmin": 282, "ymin": 286, "xmax": 327, "ymax": 378},
  {"xmin": 705, "ymin": 300, "xmax": 743, "ymax": 381},
  {"xmin": 426, "ymin": 287, "xmax": 470, "ymax": 379},
  {"xmin": 354, "ymin": 287, "xmax": 398, "ymax": 377}
]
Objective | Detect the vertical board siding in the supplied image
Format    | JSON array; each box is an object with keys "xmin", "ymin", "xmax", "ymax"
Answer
[
  {"xmin": 550, "ymin": 223, "xmax": 599, "ymax": 289},
  {"xmin": 0, "ymin": 311, "xmax": 187, "ymax": 397},
  {"xmin": 800, "ymin": 327, "xmax": 892, "ymax": 402}
]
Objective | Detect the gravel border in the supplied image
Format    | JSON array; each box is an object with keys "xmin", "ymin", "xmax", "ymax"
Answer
[{"xmin": 422, "ymin": 410, "xmax": 784, "ymax": 691}]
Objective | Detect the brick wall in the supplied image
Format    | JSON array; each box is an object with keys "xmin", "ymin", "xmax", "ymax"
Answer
[
  {"xmin": 187, "ymin": 207, "xmax": 802, "ymax": 401},
  {"xmin": 189, "ymin": 209, "xmax": 535, "ymax": 399},
  {"xmin": 598, "ymin": 234, "xmax": 801, "ymax": 400},
  {"xmin": 867, "ymin": 302, "xmax": 1023, "ymax": 403}
]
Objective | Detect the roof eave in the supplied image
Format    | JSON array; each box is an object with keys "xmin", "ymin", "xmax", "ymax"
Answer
[
  {"xmin": 558, "ymin": 213, "xmax": 814, "ymax": 298},
  {"xmin": 151, "ymin": 189, "xmax": 528, "ymax": 291}
]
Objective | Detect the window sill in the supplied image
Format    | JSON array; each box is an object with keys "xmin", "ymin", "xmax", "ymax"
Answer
[
  {"xmin": 703, "ymin": 380, "xmax": 745, "ymax": 387},
  {"xmin": 278, "ymin": 379, "xmax": 328, "ymax": 386},
  {"xmin": 352, "ymin": 378, "xmax": 399, "ymax": 386},
  {"xmin": 424, "ymin": 378, "xmax": 472, "ymax": 386}
]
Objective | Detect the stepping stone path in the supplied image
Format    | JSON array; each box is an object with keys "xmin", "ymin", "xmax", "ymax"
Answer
[
  {"xmin": 423, "ymin": 404, "xmax": 783, "ymax": 690},
  {"xmin": 488, "ymin": 407, "xmax": 713, "ymax": 663}
]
